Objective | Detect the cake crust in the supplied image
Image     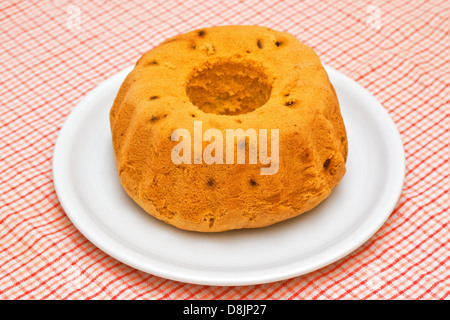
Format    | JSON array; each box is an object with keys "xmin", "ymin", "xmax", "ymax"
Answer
[{"xmin": 110, "ymin": 25, "xmax": 348, "ymax": 232}]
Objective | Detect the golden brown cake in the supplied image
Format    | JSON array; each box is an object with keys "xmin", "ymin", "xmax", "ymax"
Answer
[{"xmin": 110, "ymin": 25, "xmax": 348, "ymax": 232}]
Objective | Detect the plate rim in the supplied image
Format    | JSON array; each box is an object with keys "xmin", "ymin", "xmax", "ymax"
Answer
[{"xmin": 52, "ymin": 65, "xmax": 405, "ymax": 286}]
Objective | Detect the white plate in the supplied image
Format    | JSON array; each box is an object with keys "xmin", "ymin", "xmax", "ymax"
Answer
[{"xmin": 52, "ymin": 66, "xmax": 405, "ymax": 286}]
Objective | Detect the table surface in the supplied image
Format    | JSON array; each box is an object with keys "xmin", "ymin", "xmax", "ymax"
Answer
[{"xmin": 1, "ymin": 0, "xmax": 449, "ymax": 299}]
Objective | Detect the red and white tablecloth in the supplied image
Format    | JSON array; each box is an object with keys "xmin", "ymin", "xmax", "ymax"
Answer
[{"xmin": 1, "ymin": 0, "xmax": 449, "ymax": 299}]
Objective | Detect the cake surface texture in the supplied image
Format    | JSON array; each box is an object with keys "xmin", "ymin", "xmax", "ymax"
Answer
[{"xmin": 110, "ymin": 25, "xmax": 348, "ymax": 232}]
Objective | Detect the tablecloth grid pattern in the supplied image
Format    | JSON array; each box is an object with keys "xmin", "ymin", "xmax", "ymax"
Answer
[{"xmin": 0, "ymin": 0, "xmax": 449, "ymax": 299}]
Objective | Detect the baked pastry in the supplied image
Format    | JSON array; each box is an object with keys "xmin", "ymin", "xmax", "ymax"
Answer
[{"xmin": 110, "ymin": 25, "xmax": 348, "ymax": 232}]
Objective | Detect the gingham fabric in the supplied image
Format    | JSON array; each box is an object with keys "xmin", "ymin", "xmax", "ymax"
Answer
[{"xmin": 1, "ymin": 0, "xmax": 449, "ymax": 300}]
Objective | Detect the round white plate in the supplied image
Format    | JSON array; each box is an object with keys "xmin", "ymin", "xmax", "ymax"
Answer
[{"xmin": 53, "ymin": 66, "xmax": 405, "ymax": 286}]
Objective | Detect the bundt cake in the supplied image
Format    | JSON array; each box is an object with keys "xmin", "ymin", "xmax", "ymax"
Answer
[{"xmin": 110, "ymin": 25, "xmax": 348, "ymax": 232}]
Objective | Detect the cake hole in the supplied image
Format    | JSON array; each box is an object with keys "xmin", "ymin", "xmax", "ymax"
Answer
[
  {"xmin": 198, "ymin": 30, "xmax": 206, "ymax": 37},
  {"xmin": 249, "ymin": 178, "xmax": 258, "ymax": 186},
  {"xmin": 206, "ymin": 178, "xmax": 215, "ymax": 187},
  {"xmin": 150, "ymin": 95, "xmax": 159, "ymax": 100},
  {"xmin": 202, "ymin": 214, "xmax": 215, "ymax": 228},
  {"xmin": 285, "ymin": 100, "xmax": 295, "ymax": 107},
  {"xmin": 186, "ymin": 61, "xmax": 272, "ymax": 115},
  {"xmin": 150, "ymin": 114, "xmax": 167, "ymax": 122},
  {"xmin": 257, "ymin": 39, "xmax": 263, "ymax": 49},
  {"xmin": 323, "ymin": 158, "xmax": 331, "ymax": 169}
]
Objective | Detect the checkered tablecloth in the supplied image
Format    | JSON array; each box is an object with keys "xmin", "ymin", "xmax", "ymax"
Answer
[{"xmin": 1, "ymin": 0, "xmax": 449, "ymax": 300}]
